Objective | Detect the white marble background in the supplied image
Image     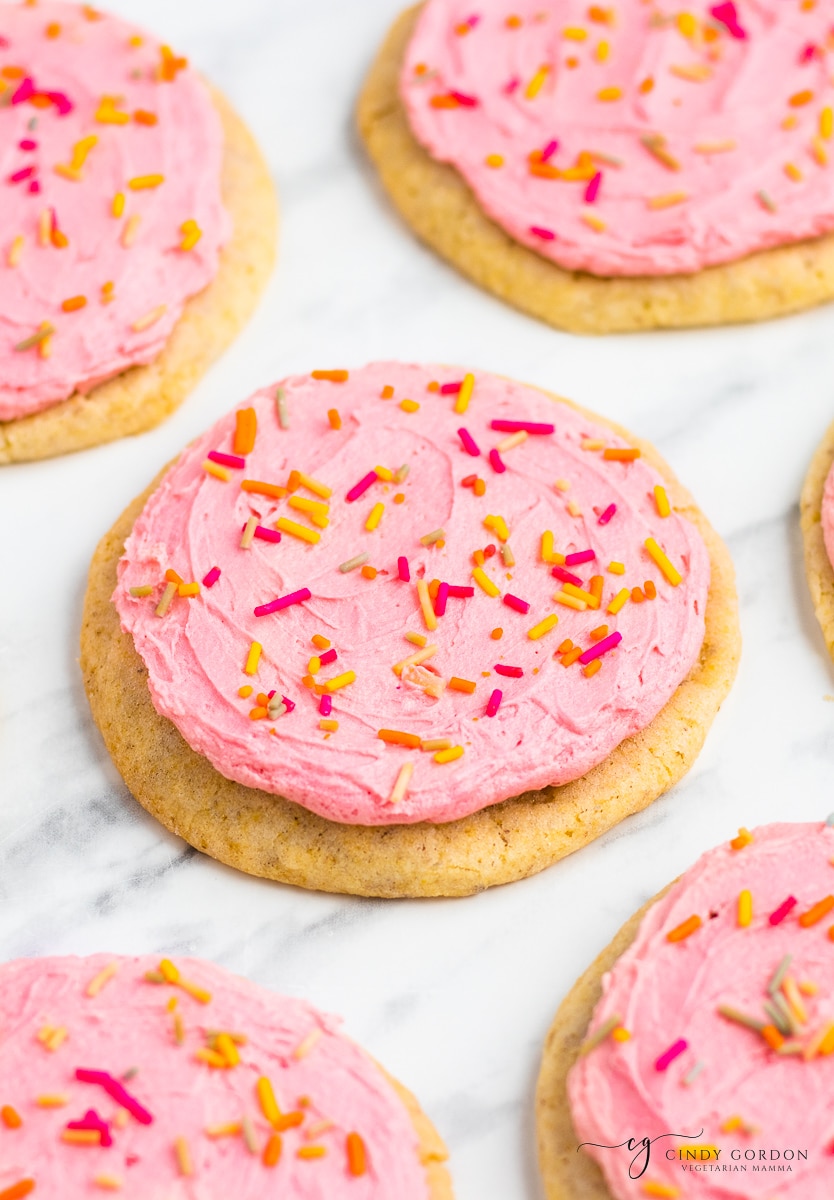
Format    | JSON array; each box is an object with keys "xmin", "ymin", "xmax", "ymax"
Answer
[{"xmin": 2, "ymin": 0, "xmax": 834, "ymax": 1195}]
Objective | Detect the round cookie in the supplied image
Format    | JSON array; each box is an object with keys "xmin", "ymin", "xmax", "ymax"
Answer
[
  {"xmin": 80, "ymin": 368, "xmax": 740, "ymax": 898},
  {"xmin": 800, "ymin": 418, "xmax": 834, "ymax": 662},
  {"xmin": 0, "ymin": 953, "xmax": 452, "ymax": 1197},
  {"xmin": 0, "ymin": 9, "xmax": 277, "ymax": 465},
  {"xmin": 358, "ymin": 5, "xmax": 834, "ymax": 335},
  {"xmin": 536, "ymin": 822, "xmax": 834, "ymax": 1200}
]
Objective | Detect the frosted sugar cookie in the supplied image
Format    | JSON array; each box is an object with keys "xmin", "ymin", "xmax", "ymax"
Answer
[
  {"xmin": 801, "ymin": 419, "xmax": 834, "ymax": 663},
  {"xmin": 0, "ymin": 953, "xmax": 451, "ymax": 1196},
  {"xmin": 359, "ymin": 2, "xmax": 834, "ymax": 333},
  {"xmin": 0, "ymin": 1, "xmax": 276, "ymax": 463},
  {"xmin": 537, "ymin": 822, "xmax": 834, "ymax": 1200},
  {"xmin": 81, "ymin": 362, "xmax": 739, "ymax": 896}
]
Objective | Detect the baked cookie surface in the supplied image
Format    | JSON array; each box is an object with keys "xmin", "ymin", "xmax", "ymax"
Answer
[
  {"xmin": 358, "ymin": 5, "xmax": 834, "ymax": 334},
  {"xmin": 81, "ymin": 368, "xmax": 739, "ymax": 897},
  {"xmin": 0, "ymin": 5, "xmax": 276, "ymax": 463},
  {"xmin": 801, "ymin": 418, "xmax": 834, "ymax": 663}
]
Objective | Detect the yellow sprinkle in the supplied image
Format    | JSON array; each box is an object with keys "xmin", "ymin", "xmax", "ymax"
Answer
[
  {"xmin": 670, "ymin": 63, "xmax": 712, "ymax": 82},
  {"xmin": 308, "ymin": 656, "xmax": 322, "ymax": 675},
  {"xmin": 276, "ymin": 517, "xmax": 321, "ymax": 545},
  {"xmin": 389, "ymin": 760, "xmax": 414, "ymax": 804},
  {"xmin": 455, "ymin": 372, "xmax": 475, "ymax": 414},
  {"xmin": 121, "ymin": 214, "xmax": 142, "ymax": 247},
  {"xmin": 525, "ymin": 64, "xmax": 550, "ymax": 99},
  {"xmin": 567, "ymin": 499, "xmax": 582, "ymax": 518},
  {"xmin": 821, "ymin": 106, "xmax": 833, "ymax": 140},
  {"xmin": 485, "ymin": 153, "xmax": 504, "ymax": 167},
  {"xmin": 63, "ymin": 1129, "xmax": 101, "ymax": 1144},
  {"xmin": 296, "ymin": 472, "xmax": 332, "ymax": 499},
  {"xmin": 287, "ymin": 496, "xmax": 330, "ymax": 528},
  {"xmin": 736, "ymin": 889, "xmax": 753, "ymax": 927},
  {"xmin": 366, "ymin": 501, "xmax": 385, "ymax": 531},
  {"xmin": 159, "ymin": 958, "xmax": 180, "ymax": 983},
  {"xmin": 215, "ymin": 1032, "xmax": 240, "ymax": 1067},
  {"xmin": 7, "ymin": 234, "xmax": 24, "ymax": 267},
  {"xmin": 528, "ymin": 613, "xmax": 559, "ymax": 640},
  {"xmin": 645, "ymin": 537, "xmax": 683, "ymax": 585},
  {"xmin": 554, "ymin": 478, "xmax": 570, "ymax": 492},
  {"xmin": 581, "ymin": 212, "xmax": 606, "ymax": 232},
  {"xmin": 393, "ymin": 644, "xmax": 438, "ymax": 676},
  {"xmin": 642, "ymin": 1184, "xmax": 679, "ymax": 1199},
  {"xmin": 294, "ymin": 1028, "xmax": 323, "ymax": 1060},
  {"xmin": 129, "ymin": 585, "xmax": 153, "ymax": 597},
  {"xmin": 399, "ymin": 398, "xmax": 419, "ymax": 413},
  {"xmin": 202, "ymin": 459, "xmax": 231, "ymax": 483},
  {"xmin": 595, "ymin": 40, "xmax": 609, "ymax": 61},
  {"xmin": 608, "ymin": 588, "xmax": 630, "ymax": 615},
  {"xmin": 647, "ymin": 192, "xmax": 688, "ymax": 209},
  {"xmin": 562, "ymin": 582, "xmax": 600, "ymax": 609},
  {"xmin": 434, "ymin": 745, "xmax": 464, "ymax": 764},
  {"xmin": 654, "ymin": 484, "xmax": 671, "ymax": 517},
  {"xmin": 608, "ymin": 561, "xmax": 625, "ymax": 574},
  {"xmin": 484, "ymin": 514, "xmax": 510, "ymax": 542},
  {"xmin": 36, "ymin": 1094, "xmax": 70, "ymax": 1107},
  {"xmin": 563, "ymin": 26, "xmax": 587, "ymax": 40},
  {"xmin": 86, "ymin": 962, "xmax": 118, "ymax": 997},
  {"xmin": 611, "ymin": 1026, "xmax": 631, "ymax": 1042},
  {"xmin": 812, "ymin": 137, "xmax": 828, "ymax": 167},
  {"xmin": 553, "ymin": 591, "xmax": 587, "ymax": 611},
  {"xmin": 92, "ymin": 1176, "xmax": 123, "ymax": 1191},
  {"xmin": 298, "ymin": 1145, "xmax": 327, "ymax": 1159},
  {"xmin": 405, "ymin": 631, "xmax": 427, "ymax": 647},
  {"xmin": 128, "ymin": 173, "xmax": 165, "ymax": 190},
  {"xmin": 676, "ymin": 11, "xmax": 697, "ymax": 36},
  {"xmin": 416, "ymin": 579, "xmax": 438, "ymax": 631},
  {"xmin": 581, "ymin": 439, "xmax": 605, "ymax": 451},
  {"xmin": 374, "ymin": 465, "xmax": 394, "ymax": 481},
  {"xmin": 205, "ymin": 1122, "xmax": 242, "ymax": 1138},
  {"xmin": 174, "ymin": 1135, "xmax": 193, "ymax": 1176},
  {"xmin": 257, "ymin": 1076, "xmax": 280, "ymax": 1126},
  {"xmin": 693, "ymin": 140, "xmax": 737, "ymax": 154},
  {"xmin": 784, "ymin": 162, "xmax": 803, "ymax": 182},
  {"xmin": 597, "ymin": 86, "xmax": 622, "ymax": 101},
  {"xmin": 244, "ymin": 641, "xmax": 262, "ymax": 676},
  {"xmin": 324, "ymin": 670, "xmax": 356, "ymax": 692},
  {"xmin": 38, "ymin": 208, "xmax": 52, "ymax": 247},
  {"xmin": 319, "ymin": 719, "xmax": 339, "ymax": 732},
  {"xmin": 131, "ymin": 304, "xmax": 167, "ymax": 332},
  {"xmin": 178, "ymin": 978, "xmax": 212, "ymax": 1005},
  {"xmin": 180, "ymin": 218, "xmax": 202, "ymax": 251},
  {"xmin": 421, "ymin": 738, "xmax": 452, "ymax": 752},
  {"xmin": 472, "ymin": 568, "xmax": 501, "ymax": 600}
]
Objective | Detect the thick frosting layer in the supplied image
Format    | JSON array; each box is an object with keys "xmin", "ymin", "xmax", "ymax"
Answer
[
  {"xmin": 0, "ymin": 953, "xmax": 430, "ymax": 1198},
  {"xmin": 568, "ymin": 822, "xmax": 834, "ymax": 1200},
  {"xmin": 0, "ymin": 1, "xmax": 228, "ymax": 420},
  {"xmin": 402, "ymin": 1, "xmax": 834, "ymax": 276},
  {"xmin": 114, "ymin": 362, "xmax": 709, "ymax": 826}
]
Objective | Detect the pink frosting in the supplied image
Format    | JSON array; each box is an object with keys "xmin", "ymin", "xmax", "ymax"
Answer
[
  {"xmin": 568, "ymin": 822, "xmax": 834, "ymax": 1200},
  {"xmin": 0, "ymin": 953, "xmax": 430, "ymax": 1197},
  {"xmin": 402, "ymin": 1, "xmax": 834, "ymax": 276},
  {"xmin": 0, "ymin": 1, "xmax": 229, "ymax": 421},
  {"xmin": 113, "ymin": 363, "xmax": 708, "ymax": 826}
]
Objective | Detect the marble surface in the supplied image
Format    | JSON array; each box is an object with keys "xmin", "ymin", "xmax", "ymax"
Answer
[{"xmin": 2, "ymin": 1, "xmax": 834, "ymax": 1195}]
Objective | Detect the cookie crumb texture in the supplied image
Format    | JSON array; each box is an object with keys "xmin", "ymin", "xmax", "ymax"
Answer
[{"xmin": 358, "ymin": 4, "xmax": 834, "ymax": 333}]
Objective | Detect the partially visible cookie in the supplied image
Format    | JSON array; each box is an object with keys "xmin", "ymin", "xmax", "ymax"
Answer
[
  {"xmin": 0, "ymin": 952, "xmax": 452, "ymax": 1197},
  {"xmin": 81, "ymin": 365, "xmax": 740, "ymax": 898},
  {"xmin": 0, "ymin": 4, "xmax": 277, "ymax": 463},
  {"xmin": 801, "ymin": 418, "xmax": 834, "ymax": 661},
  {"xmin": 358, "ymin": 4, "xmax": 834, "ymax": 334}
]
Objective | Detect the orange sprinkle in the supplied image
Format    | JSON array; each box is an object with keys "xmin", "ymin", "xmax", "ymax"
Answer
[
  {"xmin": 46, "ymin": 21, "xmax": 62, "ymax": 37},
  {"xmin": 761, "ymin": 1024, "xmax": 785, "ymax": 1051},
  {"xmin": 393, "ymin": 493, "xmax": 405, "ymax": 504},
  {"xmin": 730, "ymin": 827, "xmax": 753, "ymax": 851},
  {"xmin": 238, "ymin": 685, "xmax": 253, "ymax": 698},
  {"xmin": 490, "ymin": 628, "xmax": 503, "ymax": 640},
  {"xmin": 603, "ymin": 447, "xmax": 640, "ymax": 461},
  {"xmin": 361, "ymin": 565, "xmax": 377, "ymax": 580},
  {"xmin": 240, "ymin": 479, "xmax": 286, "ymax": 500},
  {"xmin": 61, "ymin": 295, "xmax": 87, "ymax": 312},
  {"xmin": 1, "ymin": 1105, "xmax": 22, "ymax": 1129},
  {"xmin": 378, "ymin": 729, "xmax": 422, "ymax": 748},
  {"xmin": 590, "ymin": 625, "xmax": 609, "ymax": 642},
  {"xmin": 589, "ymin": 575, "xmax": 604, "ymax": 605},
  {"xmin": 312, "ymin": 369, "xmax": 349, "ymax": 382},
  {"xmin": 557, "ymin": 639, "xmax": 574, "ymax": 654},
  {"xmin": 62, "ymin": 1129, "xmax": 101, "ymax": 1145},
  {"xmin": 582, "ymin": 659, "xmax": 602, "ymax": 678},
  {"xmin": 784, "ymin": 162, "xmax": 803, "ymax": 182},
  {"xmin": 448, "ymin": 677, "xmax": 477, "ymax": 694},
  {"xmin": 647, "ymin": 192, "xmax": 688, "ymax": 209},
  {"xmin": 426, "ymin": 381, "xmax": 439, "ymax": 392},
  {"xmin": 319, "ymin": 719, "xmax": 339, "ymax": 732},
  {"xmin": 799, "ymin": 895, "xmax": 834, "ymax": 927},
  {"xmin": 789, "ymin": 89, "xmax": 814, "ymax": 107},
  {"xmin": 666, "ymin": 914, "xmax": 702, "ymax": 942},
  {"xmin": 249, "ymin": 707, "xmax": 268, "ymax": 720},
  {"xmin": 631, "ymin": 586, "xmax": 645, "ymax": 603},
  {"xmin": 561, "ymin": 646, "xmax": 584, "ymax": 667},
  {"xmin": 644, "ymin": 580, "xmax": 657, "ymax": 599},
  {"xmin": 51, "ymin": 228, "xmax": 69, "ymax": 249},
  {"xmin": 273, "ymin": 1111, "xmax": 304, "ymax": 1132},
  {"xmin": 311, "ymin": 634, "xmax": 331, "ymax": 650},
  {"xmin": 298, "ymin": 1146, "xmax": 327, "ymax": 1160},
  {"xmin": 327, "ymin": 408, "xmax": 341, "ymax": 430},
  {"xmin": 473, "ymin": 478, "xmax": 486, "ymax": 496},
  {"xmin": 381, "ymin": 384, "xmax": 394, "ymax": 398},
  {"xmin": 347, "ymin": 1132, "xmax": 367, "ymax": 1176},
  {"xmin": 263, "ymin": 1133, "xmax": 282, "ymax": 1167},
  {"xmin": 234, "ymin": 408, "xmax": 257, "ymax": 455},
  {"xmin": 133, "ymin": 109, "xmax": 158, "ymax": 125}
]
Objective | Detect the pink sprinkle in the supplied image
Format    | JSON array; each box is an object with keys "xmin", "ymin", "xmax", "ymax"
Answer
[
  {"xmin": 9, "ymin": 165, "xmax": 35, "ymax": 184},
  {"xmin": 565, "ymin": 549, "xmax": 595, "ymax": 566},
  {"xmin": 254, "ymin": 526, "xmax": 282, "ymax": 543},
  {"xmin": 319, "ymin": 648, "xmax": 337, "ymax": 666},
  {"xmin": 202, "ymin": 566, "xmax": 221, "ymax": 588},
  {"xmin": 447, "ymin": 585, "xmax": 474, "ymax": 598},
  {"xmin": 254, "ymin": 587, "xmax": 311, "ymax": 617},
  {"xmin": 489, "ymin": 448, "xmax": 506, "ymax": 474},
  {"xmin": 346, "ymin": 471, "xmax": 377, "ymax": 502},
  {"xmin": 530, "ymin": 226, "xmax": 556, "ymax": 240},
  {"xmin": 440, "ymin": 381, "xmax": 463, "ymax": 394},
  {"xmin": 466, "ymin": 13, "xmax": 480, "ymax": 26},
  {"xmin": 552, "ymin": 565, "xmax": 583, "ymax": 587},
  {"xmin": 267, "ymin": 690, "xmax": 276, "ymax": 700},
  {"xmin": 800, "ymin": 42, "xmax": 820, "ymax": 63},
  {"xmin": 46, "ymin": 90, "xmax": 74, "ymax": 115},
  {"xmin": 490, "ymin": 420, "xmax": 555, "ymax": 435},
  {"xmin": 281, "ymin": 695, "xmax": 296, "ymax": 714},
  {"xmin": 585, "ymin": 171, "xmax": 602, "ymax": 204},
  {"xmin": 709, "ymin": 2, "xmax": 746, "ymax": 38},
  {"xmin": 450, "ymin": 90, "xmax": 478, "ymax": 107},
  {"xmin": 504, "ymin": 77, "xmax": 520, "ymax": 94},
  {"xmin": 11, "ymin": 77, "xmax": 34, "ymax": 105},
  {"xmin": 67, "ymin": 1109, "xmax": 112, "ymax": 1148},
  {"xmin": 435, "ymin": 581, "xmax": 450, "ymax": 617},
  {"xmin": 503, "ymin": 593, "xmax": 530, "ymax": 614},
  {"xmin": 398, "ymin": 556, "xmax": 410, "ymax": 582},
  {"xmin": 494, "ymin": 664, "xmax": 523, "ymax": 678},
  {"xmin": 769, "ymin": 896, "xmax": 797, "ymax": 926},
  {"xmin": 655, "ymin": 1039, "xmax": 687, "ymax": 1072},
  {"xmin": 598, "ymin": 503, "xmax": 617, "ymax": 526},
  {"xmin": 578, "ymin": 631, "xmax": 622, "ymax": 665},
  {"xmin": 319, "ymin": 694, "xmax": 332, "ymax": 717},
  {"xmin": 28, "ymin": 179, "xmax": 40, "ymax": 194},
  {"xmin": 458, "ymin": 427, "xmax": 480, "ymax": 456},
  {"xmin": 19, "ymin": 139, "xmax": 36, "ymax": 151},
  {"xmin": 541, "ymin": 139, "xmax": 559, "ymax": 162},
  {"xmin": 486, "ymin": 688, "xmax": 503, "ymax": 717},
  {"xmin": 76, "ymin": 1070, "xmax": 152, "ymax": 1125},
  {"xmin": 208, "ymin": 450, "xmax": 245, "ymax": 469}
]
